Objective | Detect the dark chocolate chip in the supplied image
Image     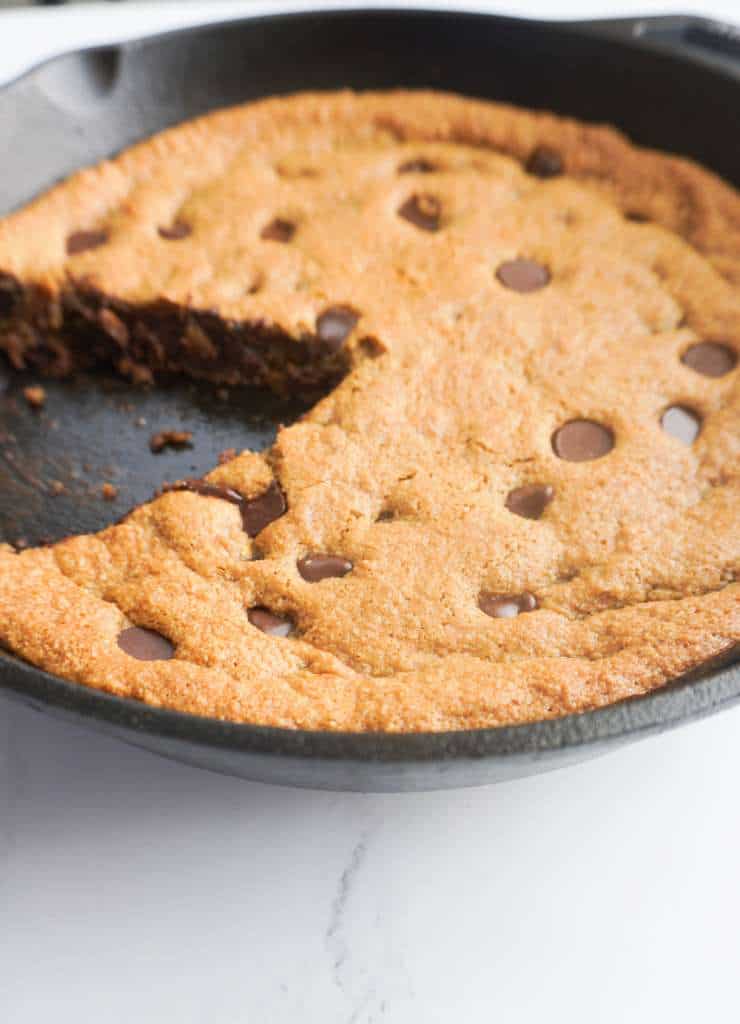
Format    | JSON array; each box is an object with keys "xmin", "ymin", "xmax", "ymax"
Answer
[
  {"xmin": 241, "ymin": 480, "xmax": 287, "ymax": 537},
  {"xmin": 66, "ymin": 229, "xmax": 109, "ymax": 255},
  {"xmin": 552, "ymin": 420, "xmax": 614, "ymax": 461},
  {"xmin": 398, "ymin": 194, "xmax": 441, "ymax": 232},
  {"xmin": 163, "ymin": 478, "xmax": 244, "ymax": 505},
  {"xmin": 316, "ymin": 306, "xmax": 359, "ymax": 351},
  {"xmin": 681, "ymin": 342, "xmax": 737, "ymax": 378},
  {"xmin": 496, "ymin": 259, "xmax": 550, "ymax": 293},
  {"xmin": 479, "ymin": 591, "xmax": 538, "ymax": 619},
  {"xmin": 117, "ymin": 626, "xmax": 174, "ymax": 661},
  {"xmin": 398, "ymin": 158, "xmax": 437, "ymax": 174},
  {"xmin": 661, "ymin": 405, "xmax": 701, "ymax": 445},
  {"xmin": 158, "ymin": 220, "xmax": 191, "ymax": 241},
  {"xmin": 358, "ymin": 336, "xmax": 384, "ymax": 359},
  {"xmin": 625, "ymin": 211, "xmax": 650, "ymax": 223},
  {"xmin": 505, "ymin": 484, "xmax": 554, "ymax": 520},
  {"xmin": 526, "ymin": 146, "xmax": 563, "ymax": 178},
  {"xmin": 261, "ymin": 218, "xmax": 295, "ymax": 243},
  {"xmin": 162, "ymin": 477, "xmax": 286, "ymax": 536},
  {"xmin": 248, "ymin": 607, "xmax": 293, "ymax": 637},
  {"xmin": 297, "ymin": 554, "xmax": 353, "ymax": 582}
]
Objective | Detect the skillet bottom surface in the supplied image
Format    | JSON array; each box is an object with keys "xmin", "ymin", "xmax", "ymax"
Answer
[{"xmin": 0, "ymin": 365, "xmax": 306, "ymax": 549}]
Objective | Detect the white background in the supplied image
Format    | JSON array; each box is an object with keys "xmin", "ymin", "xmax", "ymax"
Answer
[{"xmin": 1, "ymin": 3, "xmax": 739, "ymax": 1022}]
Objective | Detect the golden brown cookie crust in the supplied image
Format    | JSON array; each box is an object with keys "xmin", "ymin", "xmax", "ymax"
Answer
[{"xmin": 0, "ymin": 90, "xmax": 738, "ymax": 731}]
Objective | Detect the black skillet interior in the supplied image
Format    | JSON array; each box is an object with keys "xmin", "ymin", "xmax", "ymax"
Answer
[{"xmin": 0, "ymin": 9, "xmax": 738, "ymax": 790}]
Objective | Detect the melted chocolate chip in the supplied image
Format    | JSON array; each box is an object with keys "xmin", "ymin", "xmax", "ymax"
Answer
[
  {"xmin": 316, "ymin": 306, "xmax": 359, "ymax": 351},
  {"xmin": 399, "ymin": 158, "xmax": 437, "ymax": 174},
  {"xmin": 297, "ymin": 554, "xmax": 353, "ymax": 582},
  {"xmin": 248, "ymin": 607, "xmax": 293, "ymax": 637},
  {"xmin": 261, "ymin": 218, "xmax": 295, "ymax": 243},
  {"xmin": 398, "ymin": 194, "xmax": 441, "ymax": 232},
  {"xmin": 163, "ymin": 478, "xmax": 286, "ymax": 536},
  {"xmin": 163, "ymin": 478, "xmax": 243, "ymax": 504},
  {"xmin": 66, "ymin": 229, "xmax": 109, "ymax": 255},
  {"xmin": 496, "ymin": 259, "xmax": 550, "ymax": 293},
  {"xmin": 505, "ymin": 484, "xmax": 554, "ymax": 520},
  {"xmin": 479, "ymin": 592, "xmax": 538, "ymax": 619},
  {"xmin": 158, "ymin": 220, "xmax": 191, "ymax": 241},
  {"xmin": 526, "ymin": 146, "xmax": 563, "ymax": 178},
  {"xmin": 552, "ymin": 420, "xmax": 614, "ymax": 462},
  {"xmin": 661, "ymin": 405, "xmax": 701, "ymax": 445},
  {"xmin": 241, "ymin": 480, "xmax": 287, "ymax": 537},
  {"xmin": 681, "ymin": 342, "xmax": 737, "ymax": 378},
  {"xmin": 117, "ymin": 626, "xmax": 174, "ymax": 661}
]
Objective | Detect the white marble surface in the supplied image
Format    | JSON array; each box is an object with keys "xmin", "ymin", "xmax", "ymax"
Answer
[{"xmin": 1, "ymin": 3, "xmax": 739, "ymax": 1021}]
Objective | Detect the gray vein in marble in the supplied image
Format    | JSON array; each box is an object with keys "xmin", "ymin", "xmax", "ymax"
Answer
[{"xmin": 326, "ymin": 830, "xmax": 373, "ymax": 1022}]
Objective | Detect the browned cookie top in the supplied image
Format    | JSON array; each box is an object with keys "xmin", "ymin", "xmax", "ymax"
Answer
[{"xmin": 0, "ymin": 91, "xmax": 738, "ymax": 731}]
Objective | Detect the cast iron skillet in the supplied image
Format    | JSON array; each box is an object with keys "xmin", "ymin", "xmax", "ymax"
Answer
[{"xmin": 0, "ymin": 8, "xmax": 738, "ymax": 791}]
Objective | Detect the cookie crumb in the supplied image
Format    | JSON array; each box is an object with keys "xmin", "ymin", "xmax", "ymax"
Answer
[
  {"xmin": 101, "ymin": 482, "xmax": 118, "ymax": 501},
  {"xmin": 135, "ymin": 417, "xmax": 147, "ymax": 427},
  {"xmin": 23, "ymin": 386, "xmax": 46, "ymax": 409},
  {"xmin": 218, "ymin": 447, "xmax": 238, "ymax": 465},
  {"xmin": 49, "ymin": 480, "xmax": 66, "ymax": 496},
  {"xmin": 149, "ymin": 429, "xmax": 193, "ymax": 453},
  {"xmin": 216, "ymin": 388, "xmax": 230, "ymax": 402}
]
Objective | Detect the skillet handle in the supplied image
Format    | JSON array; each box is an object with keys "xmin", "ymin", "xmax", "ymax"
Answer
[{"xmin": 578, "ymin": 15, "xmax": 740, "ymax": 80}]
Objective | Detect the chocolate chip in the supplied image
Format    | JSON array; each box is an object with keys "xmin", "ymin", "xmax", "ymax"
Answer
[
  {"xmin": 681, "ymin": 342, "xmax": 737, "ymax": 378},
  {"xmin": 625, "ymin": 210, "xmax": 650, "ymax": 223},
  {"xmin": 66, "ymin": 229, "xmax": 109, "ymax": 255},
  {"xmin": 163, "ymin": 478, "xmax": 244, "ymax": 505},
  {"xmin": 162, "ymin": 477, "xmax": 286, "ymax": 536},
  {"xmin": 297, "ymin": 554, "xmax": 353, "ymax": 582},
  {"xmin": 261, "ymin": 218, "xmax": 295, "ymax": 242},
  {"xmin": 479, "ymin": 592, "xmax": 538, "ymax": 619},
  {"xmin": 248, "ymin": 607, "xmax": 293, "ymax": 637},
  {"xmin": 398, "ymin": 158, "xmax": 437, "ymax": 174},
  {"xmin": 661, "ymin": 405, "xmax": 701, "ymax": 445},
  {"xmin": 526, "ymin": 146, "xmax": 563, "ymax": 178},
  {"xmin": 316, "ymin": 306, "xmax": 359, "ymax": 351},
  {"xmin": 552, "ymin": 420, "xmax": 614, "ymax": 461},
  {"xmin": 117, "ymin": 626, "xmax": 174, "ymax": 661},
  {"xmin": 241, "ymin": 480, "xmax": 287, "ymax": 537},
  {"xmin": 358, "ymin": 336, "xmax": 384, "ymax": 359},
  {"xmin": 398, "ymin": 194, "xmax": 441, "ymax": 232},
  {"xmin": 496, "ymin": 259, "xmax": 550, "ymax": 293},
  {"xmin": 158, "ymin": 220, "xmax": 191, "ymax": 241},
  {"xmin": 505, "ymin": 484, "xmax": 554, "ymax": 520}
]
